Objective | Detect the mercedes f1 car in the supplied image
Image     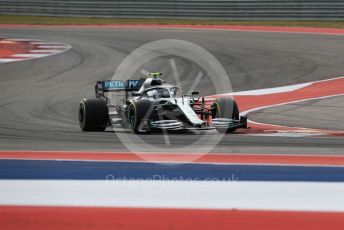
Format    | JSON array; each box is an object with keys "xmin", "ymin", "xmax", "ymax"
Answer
[{"xmin": 78, "ymin": 73, "xmax": 247, "ymax": 133}]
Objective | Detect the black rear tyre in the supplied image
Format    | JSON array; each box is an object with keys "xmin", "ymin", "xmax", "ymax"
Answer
[
  {"xmin": 79, "ymin": 99, "xmax": 109, "ymax": 131},
  {"xmin": 213, "ymin": 97, "xmax": 240, "ymax": 133},
  {"xmin": 128, "ymin": 99, "xmax": 153, "ymax": 133}
]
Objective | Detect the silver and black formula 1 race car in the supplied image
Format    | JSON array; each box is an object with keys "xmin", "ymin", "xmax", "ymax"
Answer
[{"xmin": 78, "ymin": 73, "xmax": 247, "ymax": 133}]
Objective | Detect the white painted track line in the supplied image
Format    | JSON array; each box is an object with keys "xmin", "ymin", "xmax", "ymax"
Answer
[
  {"xmin": 1, "ymin": 180, "xmax": 344, "ymax": 212},
  {"xmin": 37, "ymin": 45, "xmax": 67, "ymax": 49},
  {"xmin": 12, "ymin": 53, "xmax": 52, "ymax": 58},
  {"xmin": 30, "ymin": 49, "xmax": 62, "ymax": 53},
  {"xmin": 0, "ymin": 58, "xmax": 26, "ymax": 63},
  {"xmin": 8, "ymin": 38, "xmax": 42, "ymax": 42}
]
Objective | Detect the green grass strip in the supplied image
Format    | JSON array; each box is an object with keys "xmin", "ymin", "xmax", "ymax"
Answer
[{"xmin": 1, "ymin": 15, "xmax": 344, "ymax": 28}]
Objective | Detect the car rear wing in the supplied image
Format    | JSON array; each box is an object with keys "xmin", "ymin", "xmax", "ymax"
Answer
[{"xmin": 95, "ymin": 79, "xmax": 144, "ymax": 98}]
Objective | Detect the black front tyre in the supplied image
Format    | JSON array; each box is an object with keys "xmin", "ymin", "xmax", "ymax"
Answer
[
  {"xmin": 213, "ymin": 97, "xmax": 240, "ymax": 133},
  {"xmin": 128, "ymin": 99, "xmax": 153, "ymax": 133},
  {"xmin": 79, "ymin": 98, "xmax": 109, "ymax": 131}
]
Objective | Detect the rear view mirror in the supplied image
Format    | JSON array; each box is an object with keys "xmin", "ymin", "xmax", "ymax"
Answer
[{"xmin": 192, "ymin": 92, "xmax": 199, "ymax": 96}]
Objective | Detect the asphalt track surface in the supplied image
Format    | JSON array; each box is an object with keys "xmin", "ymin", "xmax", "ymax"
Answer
[
  {"xmin": 0, "ymin": 27, "xmax": 344, "ymax": 154},
  {"xmin": 250, "ymin": 95, "xmax": 344, "ymax": 131}
]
